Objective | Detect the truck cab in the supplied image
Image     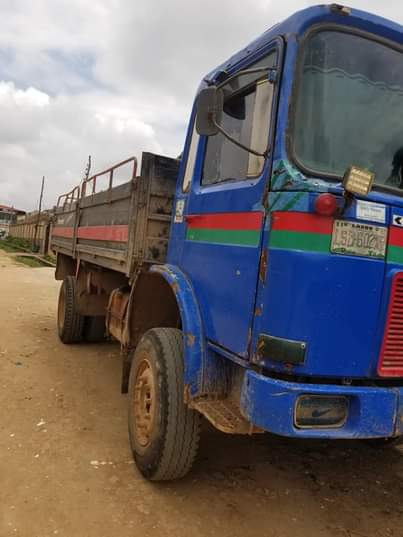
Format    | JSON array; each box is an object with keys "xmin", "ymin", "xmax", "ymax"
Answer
[
  {"xmin": 164, "ymin": 3, "xmax": 403, "ymax": 439},
  {"xmin": 53, "ymin": 4, "xmax": 403, "ymax": 480}
]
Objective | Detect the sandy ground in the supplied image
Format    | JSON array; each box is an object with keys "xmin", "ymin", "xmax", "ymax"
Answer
[{"xmin": 0, "ymin": 249, "xmax": 403, "ymax": 537}]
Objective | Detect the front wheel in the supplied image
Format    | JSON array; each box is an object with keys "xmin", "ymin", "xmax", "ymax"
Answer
[{"xmin": 128, "ymin": 328, "xmax": 201, "ymax": 481}]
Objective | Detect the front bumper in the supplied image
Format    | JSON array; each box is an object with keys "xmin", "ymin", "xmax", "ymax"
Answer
[{"xmin": 240, "ymin": 370, "xmax": 403, "ymax": 438}]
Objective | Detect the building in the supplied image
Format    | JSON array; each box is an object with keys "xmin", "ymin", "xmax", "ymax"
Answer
[{"xmin": 0, "ymin": 205, "xmax": 26, "ymax": 237}]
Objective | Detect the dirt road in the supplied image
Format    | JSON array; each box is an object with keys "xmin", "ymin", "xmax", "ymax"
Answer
[{"xmin": 1, "ymin": 250, "xmax": 403, "ymax": 537}]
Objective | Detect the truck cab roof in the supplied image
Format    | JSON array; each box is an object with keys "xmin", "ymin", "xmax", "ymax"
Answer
[{"xmin": 203, "ymin": 4, "xmax": 403, "ymax": 87}]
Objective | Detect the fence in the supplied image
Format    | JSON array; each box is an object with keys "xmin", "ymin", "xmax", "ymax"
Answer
[{"xmin": 9, "ymin": 211, "xmax": 54, "ymax": 255}]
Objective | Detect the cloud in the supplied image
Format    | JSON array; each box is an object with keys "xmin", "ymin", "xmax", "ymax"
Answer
[
  {"xmin": 0, "ymin": 84, "xmax": 163, "ymax": 210},
  {"xmin": 0, "ymin": 82, "xmax": 49, "ymax": 107},
  {"xmin": 1, "ymin": 0, "xmax": 403, "ymax": 210}
]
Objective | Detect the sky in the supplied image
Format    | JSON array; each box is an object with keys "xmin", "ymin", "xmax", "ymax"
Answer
[{"xmin": 1, "ymin": 0, "xmax": 403, "ymax": 211}]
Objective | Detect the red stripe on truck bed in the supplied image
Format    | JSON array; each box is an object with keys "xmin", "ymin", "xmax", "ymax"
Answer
[
  {"xmin": 52, "ymin": 227, "xmax": 74, "ymax": 238},
  {"xmin": 53, "ymin": 225, "xmax": 129, "ymax": 242}
]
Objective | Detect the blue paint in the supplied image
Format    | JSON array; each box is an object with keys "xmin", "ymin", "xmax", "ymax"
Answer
[
  {"xmin": 396, "ymin": 391, "xmax": 403, "ymax": 435},
  {"xmin": 149, "ymin": 264, "xmax": 205, "ymax": 397},
  {"xmin": 253, "ymin": 249, "xmax": 387, "ymax": 378},
  {"xmin": 241, "ymin": 370, "xmax": 401, "ymax": 438},
  {"xmin": 179, "ymin": 241, "xmax": 263, "ymax": 355},
  {"xmin": 391, "ymin": 206, "xmax": 403, "ymax": 224},
  {"xmin": 163, "ymin": 5, "xmax": 403, "ymax": 440},
  {"xmin": 271, "ymin": 159, "xmax": 330, "ymax": 192},
  {"xmin": 268, "ymin": 191, "xmax": 310, "ymax": 213}
]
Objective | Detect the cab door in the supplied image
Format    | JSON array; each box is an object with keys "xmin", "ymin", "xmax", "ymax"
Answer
[{"xmin": 177, "ymin": 43, "xmax": 281, "ymax": 357}]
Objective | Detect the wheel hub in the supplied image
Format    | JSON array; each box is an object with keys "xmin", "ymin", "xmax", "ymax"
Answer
[{"xmin": 133, "ymin": 359, "xmax": 155, "ymax": 447}]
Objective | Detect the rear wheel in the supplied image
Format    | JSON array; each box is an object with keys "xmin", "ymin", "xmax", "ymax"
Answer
[
  {"xmin": 57, "ymin": 276, "xmax": 84, "ymax": 344},
  {"xmin": 128, "ymin": 328, "xmax": 201, "ymax": 481}
]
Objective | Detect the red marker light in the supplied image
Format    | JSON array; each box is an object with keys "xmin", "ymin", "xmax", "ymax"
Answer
[{"xmin": 314, "ymin": 193, "xmax": 338, "ymax": 216}]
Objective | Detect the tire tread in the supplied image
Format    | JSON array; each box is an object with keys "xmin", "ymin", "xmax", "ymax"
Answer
[
  {"xmin": 58, "ymin": 276, "xmax": 84, "ymax": 344},
  {"xmin": 153, "ymin": 328, "xmax": 201, "ymax": 481}
]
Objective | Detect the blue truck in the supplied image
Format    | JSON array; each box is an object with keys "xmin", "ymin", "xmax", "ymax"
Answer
[{"xmin": 51, "ymin": 4, "xmax": 403, "ymax": 480}]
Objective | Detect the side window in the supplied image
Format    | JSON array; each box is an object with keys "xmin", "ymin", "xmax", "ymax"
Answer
[
  {"xmin": 201, "ymin": 51, "xmax": 276, "ymax": 186},
  {"xmin": 182, "ymin": 122, "xmax": 200, "ymax": 192}
]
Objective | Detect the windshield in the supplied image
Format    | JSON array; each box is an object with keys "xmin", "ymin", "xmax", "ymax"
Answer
[{"xmin": 293, "ymin": 30, "xmax": 403, "ymax": 191}]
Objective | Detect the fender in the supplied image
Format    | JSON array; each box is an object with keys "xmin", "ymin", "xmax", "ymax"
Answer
[{"xmin": 150, "ymin": 264, "xmax": 206, "ymax": 399}]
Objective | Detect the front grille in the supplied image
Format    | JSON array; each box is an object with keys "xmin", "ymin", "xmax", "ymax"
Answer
[{"xmin": 378, "ymin": 272, "xmax": 403, "ymax": 377}]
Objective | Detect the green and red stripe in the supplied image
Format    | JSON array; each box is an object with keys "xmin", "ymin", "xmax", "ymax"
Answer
[
  {"xmin": 270, "ymin": 212, "xmax": 403, "ymax": 263},
  {"xmin": 388, "ymin": 227, "xmax": 403, "ymax": 264},
  {"xmin": 186, "ymin": 212, "xmax": 262, "ymax": 247},
  {"xmin": 270, "ymin": 212, "xmax": 332, "ymax": 253},
  {"xmin": 51, "ymin": 212, "xmax": 403, "ymax": 265}
]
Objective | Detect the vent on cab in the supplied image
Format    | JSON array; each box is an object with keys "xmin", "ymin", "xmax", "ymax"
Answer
[{"xmin": 378, "ymin": 272, "xmax": 403, "ymax": 377}]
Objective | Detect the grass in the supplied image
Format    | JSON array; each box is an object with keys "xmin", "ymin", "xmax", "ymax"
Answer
[
  {"xmin": 0, "ymin": 236, "xmax": 31, "ymax": 253},
  {"xmin": 14, "ymin": 255, "xmax": 49, "ymax": 268},
  {"xmin": 0, "ymin": 236, "xmax": 55, "ymax": 268},
  {"xmin": 43, "ymin": 254, "xmax": 56, "ymax": 265}
]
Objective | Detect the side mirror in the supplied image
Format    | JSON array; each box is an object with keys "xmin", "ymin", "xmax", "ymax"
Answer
[{"xmin": 195, "ymin": 87, "xmax": 224, "ymax": 136}]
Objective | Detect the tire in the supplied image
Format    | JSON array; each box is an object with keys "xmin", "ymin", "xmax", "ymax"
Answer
[
  {"xmin": 84, "ymin": 316, "xmax": 106, "ymax": 343},
  {"xmin": 128, "ymin": 328, "xmax": 201, "ymax": 481},
  {"xmin": 57, "ymin": 276, "xmax": 84, "ymax": 344}
]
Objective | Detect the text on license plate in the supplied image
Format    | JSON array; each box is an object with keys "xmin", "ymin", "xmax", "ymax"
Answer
[{"xmin": 331, "ymin": 220, "xmax": 387, "ymax": 259}]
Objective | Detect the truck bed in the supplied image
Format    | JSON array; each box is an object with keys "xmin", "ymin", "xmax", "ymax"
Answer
[{"xmin": 51, "ymin": 152, "xmax": 179, "ymax": 275}]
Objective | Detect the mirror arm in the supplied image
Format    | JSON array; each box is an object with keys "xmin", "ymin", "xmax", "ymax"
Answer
[{"xmin": 211, "ymin": 116, "xmax": 269, "ymax": 158}]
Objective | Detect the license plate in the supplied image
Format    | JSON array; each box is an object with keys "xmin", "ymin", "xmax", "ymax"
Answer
[{"xmin": 331, "ymin": 220, "xmax": 387, "ymax": 259}]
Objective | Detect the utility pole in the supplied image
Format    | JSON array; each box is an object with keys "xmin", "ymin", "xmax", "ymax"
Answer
[
  {"xmin": 33, "ymin": 176, "xmax": 45, "ymax": 252},
  {"xmin": 84, "ymin": 156, "xmax": 91, "ymax": 181},
  {"xmin": 81, "ymin": 156, "xmax": 91, "ymax": 197}
]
